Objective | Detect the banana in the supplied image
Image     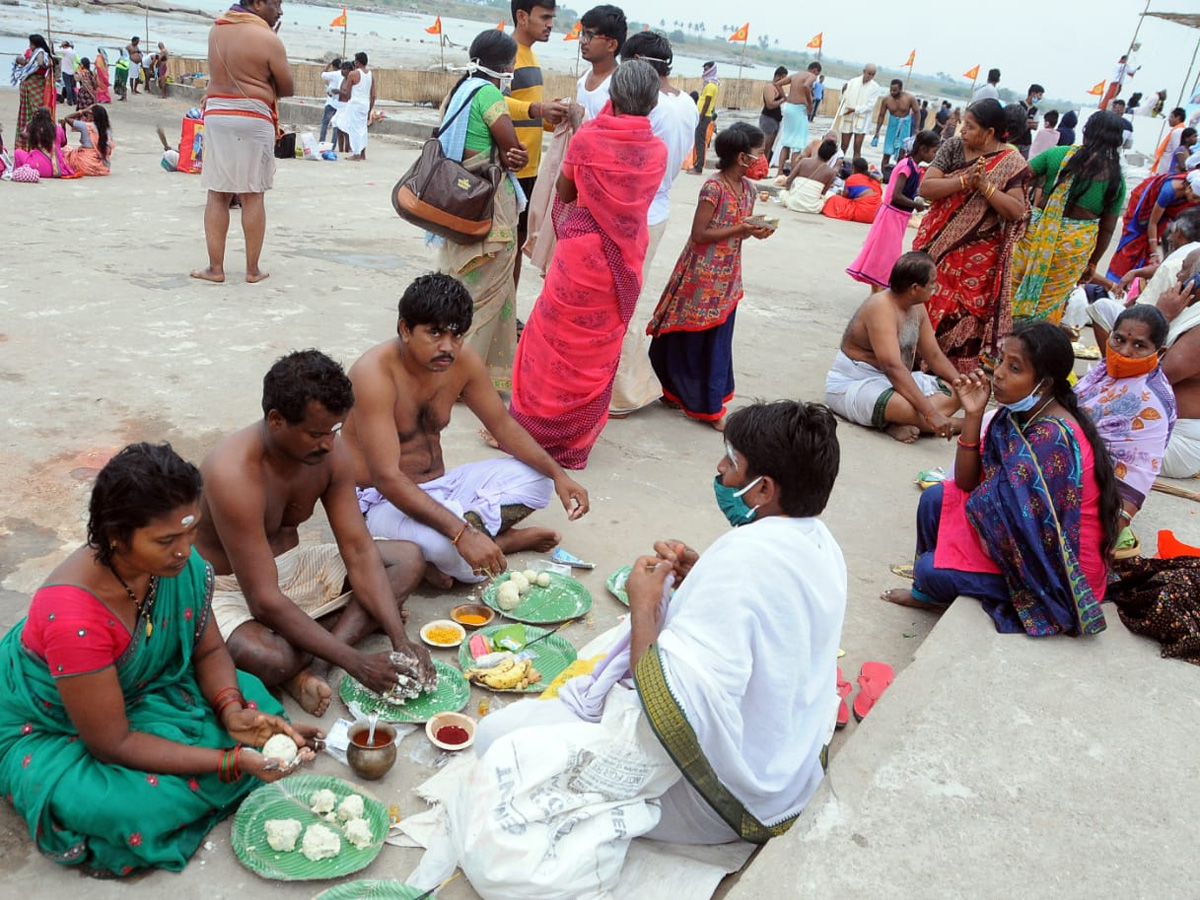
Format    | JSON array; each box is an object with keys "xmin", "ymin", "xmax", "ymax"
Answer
[{"xmin": 467, "ymin": 658, "xmax": 536, "ymax": 690}]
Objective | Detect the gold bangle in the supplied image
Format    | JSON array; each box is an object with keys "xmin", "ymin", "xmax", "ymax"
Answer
[
  {"xmin": 984, "ymin": 184, "xmax": 996, "ymax": 199},
  {"xmin": 450, "ymin": 522, "xmax": 469, "ymax": 545}
]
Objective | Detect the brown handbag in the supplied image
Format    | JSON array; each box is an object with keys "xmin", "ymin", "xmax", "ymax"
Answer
[{"xmin": 392, "ymin": 85, "xmax": 504, "ymax": 243}]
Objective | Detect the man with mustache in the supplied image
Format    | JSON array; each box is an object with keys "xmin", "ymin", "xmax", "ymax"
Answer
[
  {"xmin": 343, "ymin": 274, "xmax": 590, "ymax": 586},
  {"xmin": 195, "ymin": 350, "xmax": 434, "ymax": 717}
]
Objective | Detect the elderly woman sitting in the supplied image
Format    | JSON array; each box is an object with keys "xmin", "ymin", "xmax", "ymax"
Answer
[{"xmin": 1076, "ymin": 306, "xmax": 1177, "ymax": 558}]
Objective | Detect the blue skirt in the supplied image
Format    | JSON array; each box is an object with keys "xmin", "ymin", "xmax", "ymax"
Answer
[{"xmin": 648, "ymin": 310, "xmax": 737, "ymax": 421}]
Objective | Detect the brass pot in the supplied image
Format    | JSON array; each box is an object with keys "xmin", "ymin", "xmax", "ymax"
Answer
[{"xmin": 346, "ymin": 720, "xmax": 397, "ymax": 781}]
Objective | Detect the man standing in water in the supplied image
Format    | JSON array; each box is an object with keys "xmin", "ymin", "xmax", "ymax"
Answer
[{"xmin": 190, "ymin": 0, "xmax": 293, "ymax": 284}]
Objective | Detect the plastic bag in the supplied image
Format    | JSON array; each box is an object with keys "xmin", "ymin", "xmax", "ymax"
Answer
[{"xmin": 299, "ymin": 131, "xmax": 321, "ymax": 160}]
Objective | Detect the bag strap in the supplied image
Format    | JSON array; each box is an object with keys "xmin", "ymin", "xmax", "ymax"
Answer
[{"xmin": 435, "ymin": 84, "xmax": 487, "ymax": 139}]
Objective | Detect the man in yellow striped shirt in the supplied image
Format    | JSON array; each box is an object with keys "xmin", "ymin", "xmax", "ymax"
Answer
[{"xmin": 509, "ymin": 0, "xmax": 567, "ymax": 288}]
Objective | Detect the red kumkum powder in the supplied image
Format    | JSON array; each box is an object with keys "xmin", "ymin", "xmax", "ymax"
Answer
[{"xmin": 435, "ymin": 725, "xmax": 470, "ymax": 746}]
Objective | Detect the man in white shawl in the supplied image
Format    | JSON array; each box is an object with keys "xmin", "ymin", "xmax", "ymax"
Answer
[
  {"xmin": 833, "ymin": 63, "xmax": 881, "ymax": 158},
  {"xmin": 466, "ymin": 400, "xmax": 846, "ymax": 865},
  {"xmin": 332, "ymin": 51, "xmax": 374, "ymax": 160}
]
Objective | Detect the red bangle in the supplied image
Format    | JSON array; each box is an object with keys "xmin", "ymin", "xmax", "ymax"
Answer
[
  {"xmin": 957, "ymin": 438, "xmax": 980, "ymax": 450},
  {"xmin": 214, "ymin": 687, "xmax": 245, "ymax": 720}
]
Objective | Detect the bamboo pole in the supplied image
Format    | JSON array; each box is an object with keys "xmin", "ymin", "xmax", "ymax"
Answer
[
  {"xmin": 45, "ymin": 0, "xmax": 51, "ymax": 45},
  {"xmin": 736, "ymin": 37, "xmax": 747, "ymax": 109},
  {"xmin": 342, "ymin": 20, "xmax": 347, "ymax": 61},
  {"xmin": 1152, "ymin": 480, "xmax": 1200, "ymax": 503}
]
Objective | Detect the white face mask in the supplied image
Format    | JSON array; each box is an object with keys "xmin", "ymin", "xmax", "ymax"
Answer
[{"xmin": 469, "ymin": 62, "xmax": 513, "ymax": 92}]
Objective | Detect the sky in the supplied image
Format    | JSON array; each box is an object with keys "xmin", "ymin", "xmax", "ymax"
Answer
[{"xmin": 625, "ymin": 0, "xmax": 1200, "ymax": 106}]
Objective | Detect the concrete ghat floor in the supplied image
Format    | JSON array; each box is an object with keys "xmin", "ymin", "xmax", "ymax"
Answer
[
  {"xmin": 727, "ymin": 600, "xmax": 1200, "ymax": 900},
  {"xmin": 2, "ymin": 87, "xmax": 1199, "ymax": 900}
]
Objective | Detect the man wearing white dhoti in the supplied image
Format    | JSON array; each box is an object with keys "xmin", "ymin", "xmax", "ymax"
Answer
[
  {"xmin": 342, "ymin": 273, "xmax": 591, "ymax": 585},
  {"xmin": 474, "ymin": 399, "xmax": 847, "ymax": 848},
  {"xmin": 332, "ymin": 51, "xmax": 375, "ymax": 160},
  {"xmin": 833, "ymin": 63, "xmax": 882, "ymax": 159}
]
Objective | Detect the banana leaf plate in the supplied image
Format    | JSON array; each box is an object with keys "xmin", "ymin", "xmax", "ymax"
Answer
[
  {"xmin": 606, "ymin": 565, "xmax": 632, "ymax": 606},
  {"xmin": 480, "ymin": 571, "xmax": 592, "ymax": 623},
  {"xmin": 339, "ymin": 659, "xmax": 469, "ymax": 724},
  {"xmin": 232, "ymin": 774, "xmax": 387, "ymax": 881},
  {"xmin": 312, "ymin": 880, "xmax": 425, "ymax": 900},
  {"xmin": 458, "ymin": 623, "xmax": 578, "ymax": 693}
]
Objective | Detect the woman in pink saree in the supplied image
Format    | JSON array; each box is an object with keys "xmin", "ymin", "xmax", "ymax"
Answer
[{"xmin": 509, "ymin": 61, "xmax": 667, "ymax": 469}]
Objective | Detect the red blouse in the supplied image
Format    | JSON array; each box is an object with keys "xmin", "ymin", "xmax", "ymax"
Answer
[{"xmin": 21, "ymin": 585, "xmax": 132, "ymax": 677}]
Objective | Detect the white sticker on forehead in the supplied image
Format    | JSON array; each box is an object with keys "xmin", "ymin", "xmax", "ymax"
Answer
[
  {"xmin": 181, "ymin": 514, "xmax": 196, "ymax": 527},
  {"xmin": 331, "ymin": 423, "xmax": 344, "ymax": 433},
  {"xmin": 724, "ymin": 441, "xmax": 740, "ymax": 470}
]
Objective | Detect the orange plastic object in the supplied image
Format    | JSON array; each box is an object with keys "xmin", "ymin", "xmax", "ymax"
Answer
[{"xmin": 1157, "ymin": 529, "xmax": 1200, "ymax": 559}]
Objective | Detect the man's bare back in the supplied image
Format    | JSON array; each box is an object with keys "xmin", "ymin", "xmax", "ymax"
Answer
[
  {"xmin": 206, "ymin": 9, "xmax": 293, "ymax": 106},
  {"xmin": 841, "ymin": 293, "xmax": 922, "ymax": 371},
  {"xmin": 195, "ymin": 422, "xmax": 333, "ymax": 575},
  {"xmin": 786, "ymin": 71, "xmax": 816, "ymax": 107},
  {"xmin": 342, "ymin": 339, "xmax": 463, "ymax": 487}
]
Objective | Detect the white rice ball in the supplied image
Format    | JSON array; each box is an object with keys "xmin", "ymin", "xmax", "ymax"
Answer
[
  {"xmin": 310, "ymin": 788, "xmax": 337, "ymax": 815},
  {"xmin": 262, "ymin": 733, "xmax": 299, "ymax": 765},
  {"xmin": 300, "ymin": 823, "xmax": 341, "ymax": 861},
  {"xmin": 536, "ymin": 572, "xmax": 552, "ymax": 587},
  {"xmin": 344, "ymin": 817, "xmax": 375, "ymax": 849},
  {"xmin": 336, "ymin": 793, "xmax": 365, "ymax": 822},
  {"xmin": 264, "ymin": 818, "xmax": 302, "ymax": 852},
  {"xmin": 522, "ymin": 569, "xmax": 538, "ymax": 582}
]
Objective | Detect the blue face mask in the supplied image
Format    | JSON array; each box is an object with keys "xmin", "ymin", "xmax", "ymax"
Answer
[
  {"xmin": 999, "ymin": 379, "xmax": 1046, "ymax": 413},
  {"xmin": 713, "ymin": 474, "xmax": 763, "ymax": 527}
]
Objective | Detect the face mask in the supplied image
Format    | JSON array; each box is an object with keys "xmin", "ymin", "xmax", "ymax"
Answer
[
  {"xmin": 999, "ymin": 379, "xmax": 1046, "ymax": 413},
  {"xmin": 469, "ymin": 62, "xmax": 513, "ymax": 92},
  {"xmin": 1106, "ymin": 344, "xmax": 1159, "ymax": 379},
  {"xmin": 713, "ymin": 474, "xmax": 763, "ymax": 527}
]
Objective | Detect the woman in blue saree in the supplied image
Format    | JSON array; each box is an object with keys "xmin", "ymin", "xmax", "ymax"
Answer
[
  {"xmin": 0, "ymin": 443, "xmax": 320, "ymax": 876},
  {"xmin": 882, "ymin": 323, "xmax": 1121, "ymax": 636}
]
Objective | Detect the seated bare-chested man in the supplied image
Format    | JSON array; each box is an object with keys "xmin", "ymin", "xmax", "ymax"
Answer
[
  {"xmin": 343, "ymin": 273, "xmax": 590, "ymax": 585},
  {"xmin": 194, "ymin": 349, "xmax": 432, "ymax": 716},
  {"xmin": 825, "ymin": 251, "xmax": 963, "ymax": 443}
]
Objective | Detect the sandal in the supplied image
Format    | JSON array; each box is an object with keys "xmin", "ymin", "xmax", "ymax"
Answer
[
  {"xmin": 852, "ymin": 661, "xmax": 895, "ymax": 723},
  {"xmin": 836, "ymin": 666, "xmax": 852, "ymax": 730},
  {"xmin": 478, "ymin": 427, "xmax": 501, "ymax": 450},
  {"xmin": 889, "ymin": 563, "xmax": 914, "ymax": 580}
]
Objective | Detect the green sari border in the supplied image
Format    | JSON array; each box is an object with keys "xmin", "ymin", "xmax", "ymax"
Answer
[{"xmin": 634, "ymin": 645, "xmax": 815, "ymax": 844}]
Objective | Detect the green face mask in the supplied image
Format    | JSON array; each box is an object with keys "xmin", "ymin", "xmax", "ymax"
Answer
[{"xmin": 713, "ymin": 474, "xmax": 762, "ymax": 527}]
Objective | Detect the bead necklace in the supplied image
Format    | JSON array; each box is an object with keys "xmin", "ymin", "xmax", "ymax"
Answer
[{"xmin": 109, "ymin": 565, "xmax": 159, "ymax": 639}]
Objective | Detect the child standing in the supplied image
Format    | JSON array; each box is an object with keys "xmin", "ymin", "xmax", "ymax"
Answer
[
  {"xmin": 648, "ymin": 122, "xmax": 774, "ymax": 431},
  {"xmin": 846, "ymin": 130, "xmax": 941, "ymax": 290}
]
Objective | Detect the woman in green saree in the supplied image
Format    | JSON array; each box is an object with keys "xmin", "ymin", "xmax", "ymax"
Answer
[{"xmin": 0, "ymin": 443, "xmax": 321, "ymax": 876}]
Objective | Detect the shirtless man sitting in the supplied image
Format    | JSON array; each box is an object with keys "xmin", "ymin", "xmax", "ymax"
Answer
[
  {"xmin": 873, "ymin": 79, "xmax": 920, "ymax": 169},
  {"xmin": 825, "ymin": 251, "xmax": 962, "ymax": 442},
  {"xmin": 195, "ymin": 350, "xmax": 432, "ymax": 716},
  {"xmin": 343, "ymin": 273, "xmax": 590, "ymax": 585}
]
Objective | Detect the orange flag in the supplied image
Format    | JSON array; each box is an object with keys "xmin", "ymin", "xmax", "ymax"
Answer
[
  {"xmin": 1088, "ymin": 80, "xmax": 1106, "ymax": 96},
  {"xmin": 807, "ymin": 32, "xmax": 822, "ymax": 49},
  {"xmin": 729, "ymin": 22, "xmax": 749, "ymax": 42},
  {"xmin": 564, "ymin": 21, "xmax": 581, "ymax": 40},
  {"xmin": 902, "ymin": 49, "xmax": 915, "ymax": 67},
  {"xmin": 329, "ymin": 7, "xmax": 346, "ymax": 27},
  {"xmin": 425, "ymin": 16, "xmax": 442, "ymax": 35},
  {"xmin": 497, "ymin": 20, "xmax": 505, "ymax": 30},
  {"xmin": 963, "ymin": 64, "xmax": 980, "ymax": 80}
]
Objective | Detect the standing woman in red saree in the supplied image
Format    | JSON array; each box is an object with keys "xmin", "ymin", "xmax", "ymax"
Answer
[
  {"xmin": 509, "ymin": 61, "xmax": 667, "ymax": 469},
  {"xmin": 12, "ymin": 34, "xmax": 56, "ymax": 150},
  {"xmin": 914, "ymin": 99, "xmax": 1031, "ymax": 373}
]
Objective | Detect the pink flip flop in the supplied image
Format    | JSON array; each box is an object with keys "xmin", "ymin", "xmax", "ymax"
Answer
[
  {"xmin": 853, "ymin": 662, "xmax": 895, "ymax": 723},
  {"xmin": 836, "ymin": 666, "xmax": 852, "ymax": 730}
]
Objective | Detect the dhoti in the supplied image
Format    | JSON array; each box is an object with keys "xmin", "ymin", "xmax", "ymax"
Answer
[
  {"xmin": 1163, "ymin": 417, "xmax": 1200, "ymax": 478},
  {"xmin": 332, "ymin": 99, "xmax": 368, "ymax": 154},
  {"xmin": 778, "ymin": 176, "xmax": 829, "ymax": 214},
  {"xmin": 609, "ymin": 220, "xmax": 668, "ymax": 414},
  {"xmin": 357, "ymin": 458, "xmax": 554, "ymax": 583},
  {"xmin": 200, "ymin": 95, "xmax": 276, "ymax": 193},
  {"xmin": 824, "ymin": 350, "xmax": 946, "ymax": 428},
  {"xmin": 211, "ymin": 542, "xmax": 350, "ymax": 639},
  {"xmin": 779, "ymin": 102, "xmax": 809, "ymax": 151},
  {"xmin": 883, "ymin": 114, "xmax": 912, "ymax": 156}
]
